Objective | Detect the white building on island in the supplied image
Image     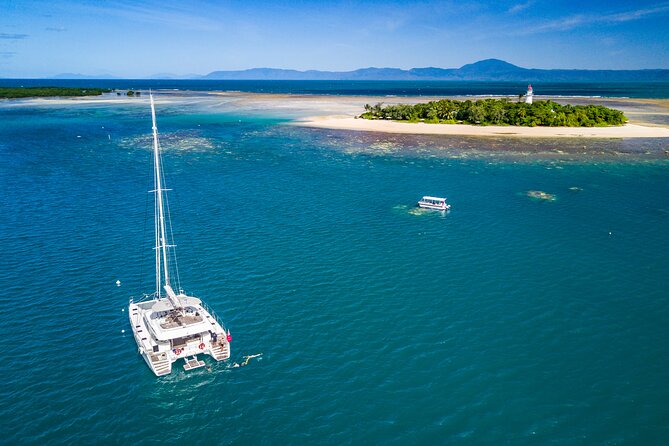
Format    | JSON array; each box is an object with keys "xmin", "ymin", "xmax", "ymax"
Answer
[{"xmin": 525, "ymin": 84, "xmax": 533, "ymax": 104}]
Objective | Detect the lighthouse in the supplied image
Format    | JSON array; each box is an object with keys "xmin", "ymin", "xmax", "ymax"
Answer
[{"xmin": 525, "ymin": 84, "xmax": 533, "ymax": 104}]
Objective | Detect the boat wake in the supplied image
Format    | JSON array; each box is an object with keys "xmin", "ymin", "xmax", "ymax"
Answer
[{"xmin": 392, "ymin": 204, "xmax": 448, "ymax": 217}]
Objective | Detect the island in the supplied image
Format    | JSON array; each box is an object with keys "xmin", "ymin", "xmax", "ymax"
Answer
[
  {"xmin": 291, "ymin": 93, "xmax": 669, "ymax": 138},
  {"xmin": 0, "ymin": 87, "xmax": 112, "ymax": 99},
  {"xmin": 360, "ymin": 99, "xmax": 627, "ymax": 127}
]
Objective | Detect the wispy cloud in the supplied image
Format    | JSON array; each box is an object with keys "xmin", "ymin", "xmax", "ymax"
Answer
[
  {"xmin": 605, "ymin": 4, "xmax": 669, "ymax": 22},
  {"xmin": 514, "ymin": 3, "xmax": 669, "ymax": 35},
  {"xmin": 0, "ymin": 51, "xmax": 16, "ymax": 58},
  {"xmin": 508, "ymin": 1, "xmax": 533, "ymax": 15},
  {"xmin": 0, "ymin": 33, "xmax": 28, "ymax": 40},
  {"xmin": 74, "ymin": 2, "xmax": 221, "ymax": 32},
  {"xmin": 45, "ymin": 27, "xmax": 67, "ymax": 32}
]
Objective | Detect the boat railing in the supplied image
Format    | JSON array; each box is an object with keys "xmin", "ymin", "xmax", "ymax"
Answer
[
  {"xmin": 129, "ymin": 293, "xmax": 159, "ymax": 306},
  {"xmin": 200, "ymin": 300, "xmax": 227, "ymax": 333}
]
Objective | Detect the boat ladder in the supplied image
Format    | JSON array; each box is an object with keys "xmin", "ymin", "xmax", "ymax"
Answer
[
  {"xmin": 210, "ymin": 342, "xmax": 230, "ymax": 361},
  {"xmin": 183, "ymin": 356, "xmax": 206, "ymax": 371}
]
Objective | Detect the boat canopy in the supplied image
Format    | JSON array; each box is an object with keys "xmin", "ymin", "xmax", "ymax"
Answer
[
  {"xmin": 421, "ymin": 196, "xmax": 446, "ymax": 202},
  {"xmin": 151, "ymin": 300, "xmax": 174, "ymax": 312},
  {"xmin": 180, "ymin": 295, "xmax": 202, "ymax": 306}
]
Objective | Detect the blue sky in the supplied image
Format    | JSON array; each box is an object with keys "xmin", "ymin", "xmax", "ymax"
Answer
[{"xmin": 1, "ymin": 0, "xmax": 669, "ymax": 77}]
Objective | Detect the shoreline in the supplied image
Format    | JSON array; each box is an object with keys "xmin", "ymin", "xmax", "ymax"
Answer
[
  {"xmin": 4, "ymin": 90, "xmax": 669, "ymax": 138},
  {"xmin": 296, "ymin": 116, "xmax": 669, "ymax": 138}
]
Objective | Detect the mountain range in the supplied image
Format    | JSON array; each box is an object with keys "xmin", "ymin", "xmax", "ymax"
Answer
[
  {"xmin": 51, "ymin": 72, "xmax": 120, "ymax": 80},
  {"xmin": 51, "ymin": 59, "xmax": 669, "ymax": 82}
]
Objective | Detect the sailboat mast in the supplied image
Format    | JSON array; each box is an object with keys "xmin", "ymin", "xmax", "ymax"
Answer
[
  {"xmin": 154, "ymin": 159, "xmax": 161, "ymax": 298},
  {"xmin": 150, "ymin": 94, "xmax": 173, "ymax": 299}
]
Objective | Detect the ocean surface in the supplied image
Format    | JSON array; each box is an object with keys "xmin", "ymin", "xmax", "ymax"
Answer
[
  {"xmin": 1, "ymin": 90, "xmax": 669, "ymax": 445},
  {"xmin": 3, "ymin": 78, "xmax": 669, "ymax": 98}
]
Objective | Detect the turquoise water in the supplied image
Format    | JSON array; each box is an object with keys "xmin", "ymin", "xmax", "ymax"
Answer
[
  {"xmin": 3, "ymin": 79, "xmax": 669, "ymax": 98},
  {"xmin": 1, "ymin": 96, "xmax": 669, "ymax": 444}
]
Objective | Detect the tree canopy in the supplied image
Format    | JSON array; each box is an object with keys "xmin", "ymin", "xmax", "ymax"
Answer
[
  {"xmin": 361, "ymin": 99, "xmax": 627, "ymax": 127},
  {"xmin": 0, "ymin": 87, "xmax": 111, "ymax": 99}
]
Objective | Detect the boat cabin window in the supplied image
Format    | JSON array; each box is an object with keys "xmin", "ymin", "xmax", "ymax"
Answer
[{"xmin": 170, "ymin": 334, "xmax": 201, "ymax": 348}]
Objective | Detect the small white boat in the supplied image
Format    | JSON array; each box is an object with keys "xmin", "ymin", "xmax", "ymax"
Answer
[{"xmin": 417, "ymin": 196, "xmax": 450, "ymax": 211}]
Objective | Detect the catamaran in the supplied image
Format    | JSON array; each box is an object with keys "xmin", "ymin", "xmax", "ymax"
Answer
[{"xmin": 129, "ymin": 94, "xmax": 231, "ymax": 376}]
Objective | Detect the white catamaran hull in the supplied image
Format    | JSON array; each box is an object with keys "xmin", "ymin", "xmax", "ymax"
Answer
[{"xmin": 130, "ymin": 298, "xmax": 230, "ymax": 376}]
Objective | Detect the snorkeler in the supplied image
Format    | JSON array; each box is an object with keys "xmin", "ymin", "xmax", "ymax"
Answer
[
  {"xmin": 242, "ymin": 353, "xmax": 263, "ymax": 366},
  {"xmin": 229, "ymin": 353, "xmax": 263, "ymax": 368}
]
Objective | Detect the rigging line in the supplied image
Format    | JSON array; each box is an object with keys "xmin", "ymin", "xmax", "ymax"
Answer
[
  {"xmin": 163, "ymin": 171, "xmax": 182, "ymax": 293},
  {"xmin": 167, "ymin": 194, "xmax": 182, "ymax": 294},
  {"xmin": 159, "ymin": 140, "xmax": 183, "ymax": 294},
  {"xmin": 164, "ymin": 147, "xmax": 204, "ymax": 297},
  {"xmin": 152, "ymin": 105, "xmax": 164, "ymax": 298},
  {"xmin": 152, "ymin": 97, "xmax": 172, "ymax": 298},
  {"xmin": 138, "ymin": 156, "xmax": 152, "ymax": 297},
  {"xmin": 154, "ymin": 138, "xmax": 161, "ymax": 298}
]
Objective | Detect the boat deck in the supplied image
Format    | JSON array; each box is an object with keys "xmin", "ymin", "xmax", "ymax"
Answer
[{"xmin": 160, "ymin": 312, "xmax": 204, "ymax": 329}]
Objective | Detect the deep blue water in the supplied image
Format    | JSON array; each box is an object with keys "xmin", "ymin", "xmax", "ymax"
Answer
[
  {"xmin": 1, "ymin": 94, "xmax": 669, "ymax": 444},
  {"xmin": 2, "ymin": 78, "xmax": 669, "ymax": 98}
]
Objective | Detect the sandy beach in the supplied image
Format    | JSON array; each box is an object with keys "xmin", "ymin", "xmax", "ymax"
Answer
[
  {"xmin": 287, "ymin": 94, "xmax": 669, "ymax": 138},
  {"xmin": 297, "ymin": 116, "xmax": 669, "ymax": 138}
]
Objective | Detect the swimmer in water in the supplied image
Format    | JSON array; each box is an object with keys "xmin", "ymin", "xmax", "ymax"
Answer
[
  {"xmin": 242, "ymin": 353, "xmax": 263, "ymax": 366},
  {"xmin": 229, "ymin": 353, "xmax": 263, "ymax": 368}
]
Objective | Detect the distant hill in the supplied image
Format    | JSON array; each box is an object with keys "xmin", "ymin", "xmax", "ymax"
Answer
[
  {"xmin": 203, "ymin": 59, "xmax": 669, "ymax": 82},
  {"xmin": 52, "ymin": 73, "xmax": 119, "ymax": 80},
  {"xmin": 146, "ymin": 72, "xmax": 203, "ymax": 80},
  {"xmin": 45, "ymin": 59, "xmax": 669, "ymax": 81}
]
